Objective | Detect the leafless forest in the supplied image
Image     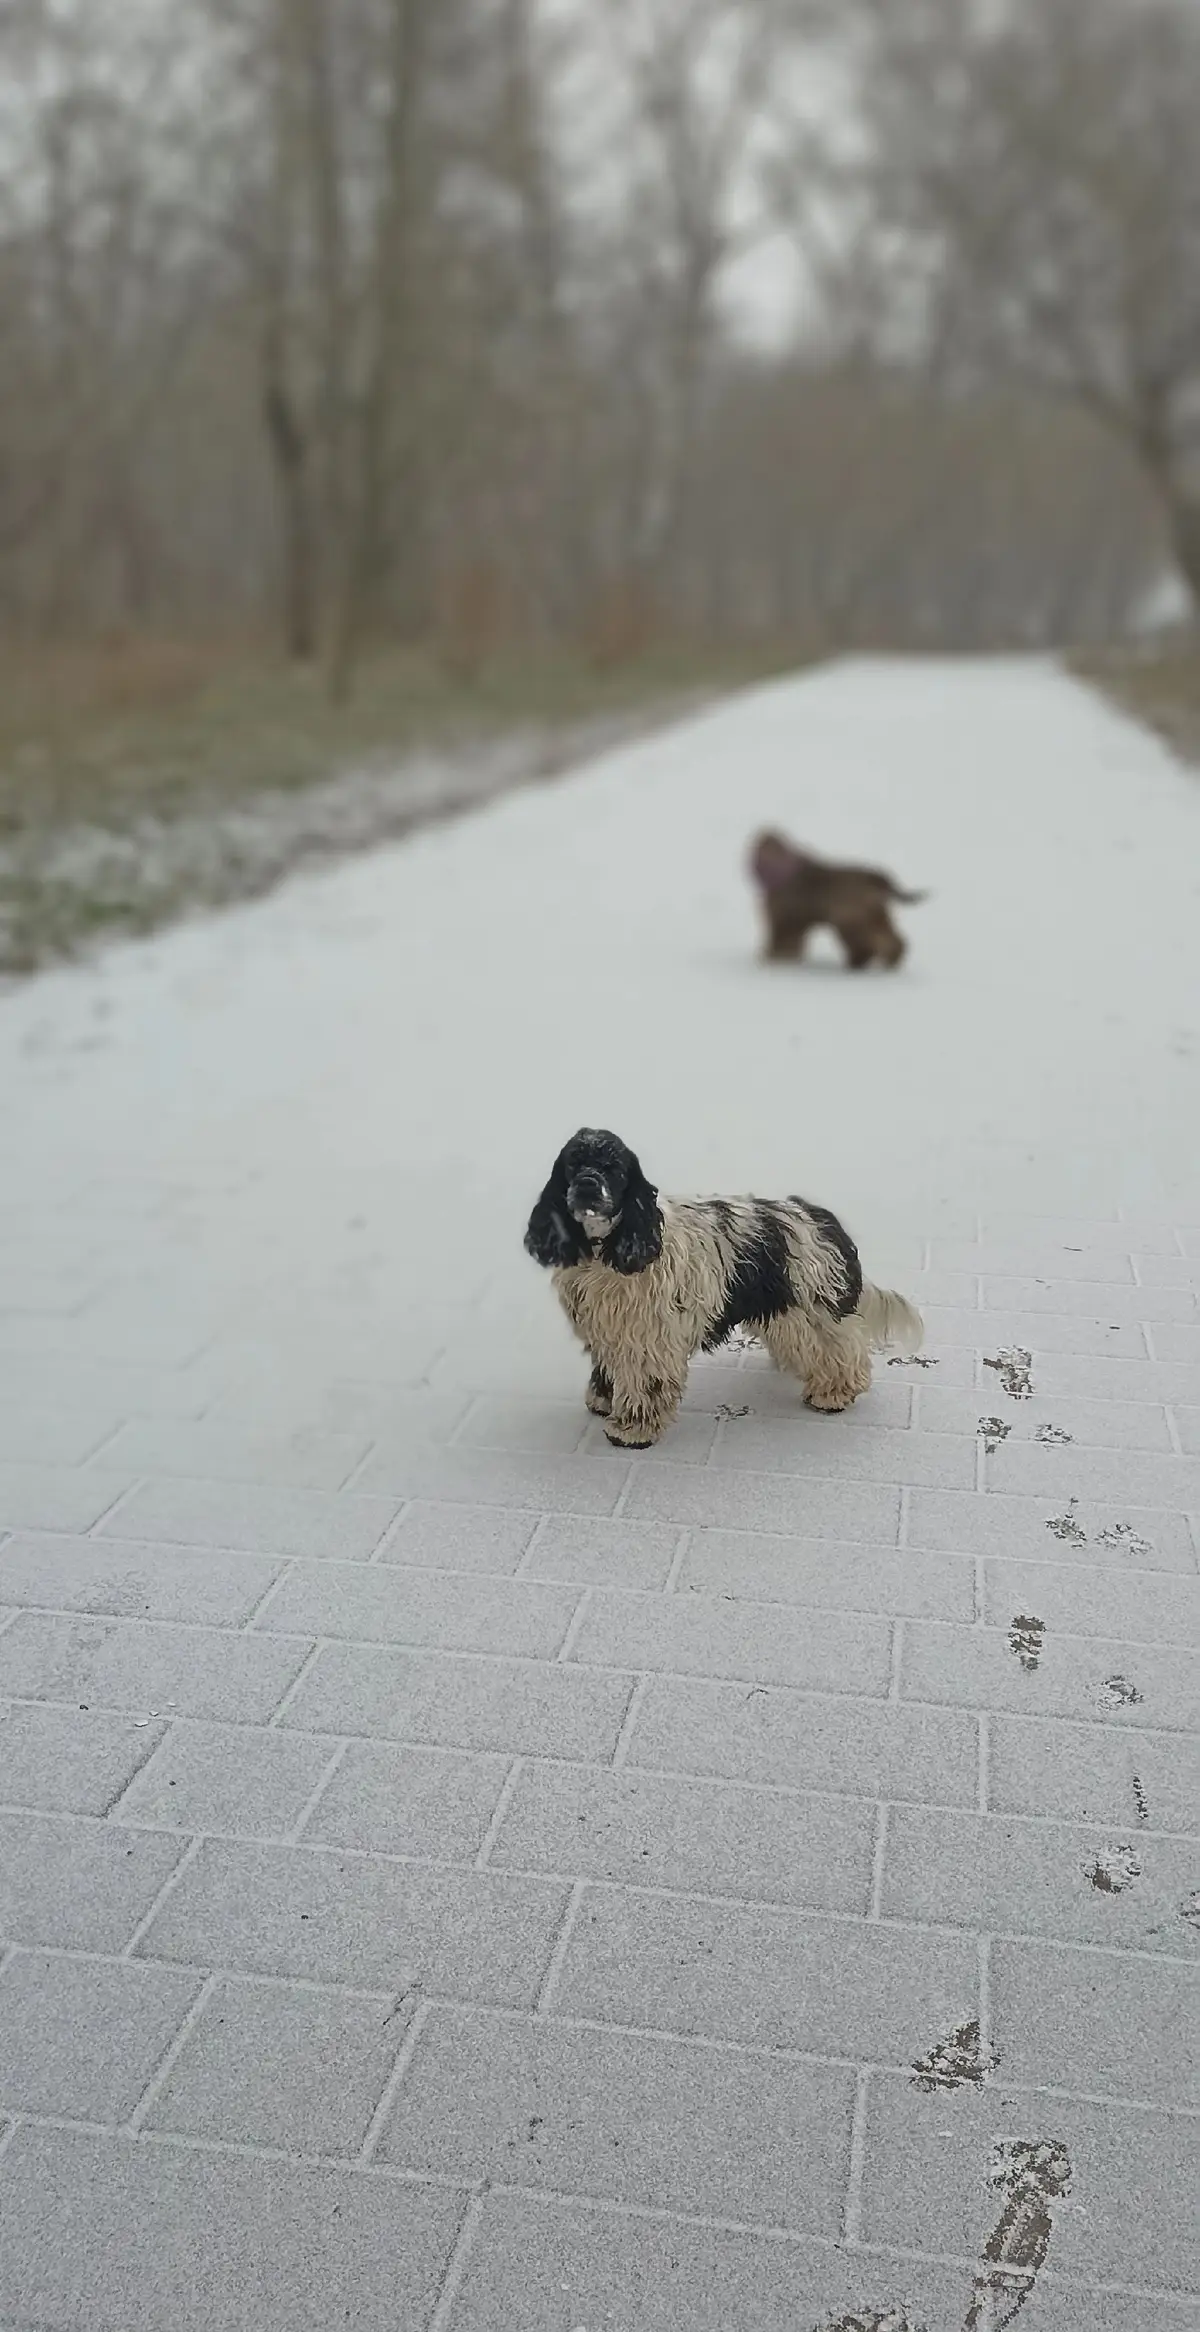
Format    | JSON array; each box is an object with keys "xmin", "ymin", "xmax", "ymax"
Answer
[{"xmin": 1, "ymin": 0, "xmax": 1197, "ymax": 686}]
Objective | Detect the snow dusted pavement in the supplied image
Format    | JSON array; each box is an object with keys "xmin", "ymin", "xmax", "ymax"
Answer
[{"xmin": 0, "ymin": 657, "xmax": 1197, "ymax": 2330}]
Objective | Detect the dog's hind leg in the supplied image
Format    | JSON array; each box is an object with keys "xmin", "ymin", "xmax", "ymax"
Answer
[
  {"xmin": 874, "ymin": 911, "xmax": 906, "ymax": 968},
  {"xmin": 761, "ymin": 1309, "xmax": 872, "ymax": 1412},
  {"xmin": 837, "ymin": 918, "xmax": 877, "ymax": 971},
  {"xmin": 585, "ymin": 1362, "xmax": 613, "ymax": 1417}
]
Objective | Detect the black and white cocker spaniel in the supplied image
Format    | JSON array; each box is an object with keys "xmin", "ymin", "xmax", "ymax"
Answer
[{"xmin": 524, "ymin": 1127, "xmax": 922, "ymax": 1447}]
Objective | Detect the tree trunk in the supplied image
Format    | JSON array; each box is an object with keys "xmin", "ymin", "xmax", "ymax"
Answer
[
  {"xmin": 1162, "ymin": 484, "xmax": 1200, "ymax": 610},
  {"xmin": 262, "ymin": 355, "xmax": 316, "ymax": 661},
  {"xmin": 326, "ymin": 0, "xmax": 430, "ymax": 704},
  {"xmin": 1133, "ymin": 399, "xmax": 1200, "ymax": 614},
  {"xmin": 296, "ymin": 0, "xmax": 349, "ymax": 615},
  {"xmin": 259, "ymin": 0, "xmax": 316, "ymax": 661}
]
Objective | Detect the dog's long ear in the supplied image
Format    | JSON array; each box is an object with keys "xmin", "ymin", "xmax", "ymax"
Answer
[
  {"xmin": 524, "ymin": 1157, "xmax": 588, "ymax": 1268},
  {"xmin": 607, "ymin": 1155, "xmax": 663, "ymax": 1275}
]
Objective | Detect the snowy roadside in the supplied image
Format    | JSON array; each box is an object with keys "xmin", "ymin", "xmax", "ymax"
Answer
[{"xmin": 0, "ymin": 692, "xmax": 708, "ymax": 978}]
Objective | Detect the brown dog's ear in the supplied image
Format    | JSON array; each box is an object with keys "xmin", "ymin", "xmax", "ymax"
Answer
[
  {"xmin": 606, "ymin": 1156, "xmax": 663, "ymax": 1275},
  {"xmin": 524, "ymin": 1158, "xmax": 588, "ymax": 1268},
  {"xmin": 750, "ymin": 832, "xmax": 797, "ymax": 892}
]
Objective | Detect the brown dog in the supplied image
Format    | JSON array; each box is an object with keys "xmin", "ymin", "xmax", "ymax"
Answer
[{"xmin": 750, "ymin": 831, "xmax": 926, "ymax": 970}]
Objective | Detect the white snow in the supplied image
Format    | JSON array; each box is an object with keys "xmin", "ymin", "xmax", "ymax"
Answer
[{"xmin": 2, "ymin": 656, "xmax": 1197, "ymax": 1304}]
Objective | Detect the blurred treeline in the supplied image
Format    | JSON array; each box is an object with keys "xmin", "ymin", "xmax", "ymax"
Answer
[{"xmin": 1, "ymin": 0, "xmax": 1195, "ymax": 695}]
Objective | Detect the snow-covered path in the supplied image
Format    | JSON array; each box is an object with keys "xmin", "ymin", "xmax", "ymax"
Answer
[
  {"xmin": 3, "ymin": 657, "xmax": 1197, "ymax": 1256},
  {"xmin": 0, "ymin": 659, "xmax": 1197, "ymax": 2331}
]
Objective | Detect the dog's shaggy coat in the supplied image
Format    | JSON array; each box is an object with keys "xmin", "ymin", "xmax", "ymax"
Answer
[
  {"xmin": 525, "ymin": 1128, "xmax": 923, "ymax": 1447},
  {"xmin": 750, "ymin": 830, "xmax": 926, "ymax": 970}
]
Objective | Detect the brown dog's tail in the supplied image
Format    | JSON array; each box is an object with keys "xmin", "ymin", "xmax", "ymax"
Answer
[
  {"xmin": 884, "ymin": 882, "xmax": 928, "ymax": 905},
  {"xmin": 856, "ymin": 1283, "xmax": 924, "ymax": 1356}
]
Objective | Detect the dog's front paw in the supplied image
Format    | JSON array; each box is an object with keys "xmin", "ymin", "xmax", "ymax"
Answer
[
  {"xmin": 585, "ymin": 1366, "xmax": 613, "ymax": 1418},
  {"xmin": 804, "ymin": 1386, "xmax": 859, "ymax": 1413},
  {"xmin": 604, "ymin": 1417, "xmax": 660, "ymax": 1450}
]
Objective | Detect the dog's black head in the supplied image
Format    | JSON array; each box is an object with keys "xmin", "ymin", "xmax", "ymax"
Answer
[{"xmin": 524, "ymin": 1127, "xmax": 663, "ymax": 1275}]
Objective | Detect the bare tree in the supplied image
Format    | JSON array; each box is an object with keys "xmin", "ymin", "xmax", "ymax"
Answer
[
  {"xmin": 0, "ymin": 0, "xmax": 1173, "ymax": 666},
  {"xmin": 844, "ymin": 0, "xmax": 1200, "ymax": 605}
]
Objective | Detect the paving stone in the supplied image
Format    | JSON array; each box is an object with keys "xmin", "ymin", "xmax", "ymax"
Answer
[
  {"xmin": 0, "ymin": 1613, "xmax": 311, "ymax": 1725},
  {"xmin": 1134, "ymin": 1254, "xmax": 1200, "ymax": 1286},
  {"xmin": 206, "ymin": 1380, "xmax": 471, "ymax": 1438},
  {"xmin": 450, "ymin": 2193, "xmax": 968, "ymax": 2332},
  {"xmin": 204, "ymin": 1327, "xmax": 453, "ymax": 1391},
  {"xmin": 678, "ymin": 1528, "xmax": 974, "ymax": 1619},
  {"xmin": 685, "ymin": 1360, "xmax": 916, "ymax": 1426},
  {"xmin": 1152, "ymin": 1323, "xmax": 1200, "ymax": 1363},
  {"xmin": 521, "ymin": 1514, "xmax": 681, "ymax": 1590},
  {"xmin": 1018, "ymin": 2279, "xmax": 1200, "ymax": 2328},
  {"xmin": 0, "ymin": 1265, "xmax": 97, "ymax": 1314},
  {"xmin": 0, "ymin": 1701, "xmax": 166, "ymax": 1815},
  {"xmin": 0, "ymin": 1533, "xmax": 283, "ymax": 1626},
  {"xmin": 379, "ymin": 1499, "xmax": 538, "ymax": 1572},
  {"xmin": 554, "ymin": 1885, "xmax": 978, "ymax": 2060},
  {"xmin": 917, "ymin": 1384, "xmax": 1175, "ymax": 1450},
  {"xmin": 0, "ymin": 1951, "xmax": 198, "ymax": 2122},
  {"xmin": 100, "ymin": 1477, "xmax": 400, "ymax": 1561},
  {"xmin": 0, "ymin": 1301, "xmax": 214, "ymax": 1368},
  {"xmin": 0, "ymin": 1406, "xmax": 122, "ymax": 1466},
  {"xmin": 278, "ymin": 1642, "xmax": 632, "ymax": 1759},
  {"xmin": 137, "ymin": 1837, "xmax": 566, "ymax": 2003},
  {"xmin": 623, "ymin": 1462, "xmax": 902, "ymax": 1542},
  {"xmin": 988, "ymin": 1714, "xmax": 1200, "ymax": 1834},
  {"xmin": 980, "ymin": 1212, "xmax": 1179, "ymax": 1252},
  {"xmin": 0, "ymin": 1810, "xmax": 183, "ymax": 1951},
  {"xmin": 982, "ymin": 1558, "xmax": 1200, "ymax": 1646},
  {"xmin": 881, "ymin": 1345, "xmax": 980, "ymax": 1387},
  {"xmin": 986, "ymin": 1439, "xmax": 1200, "ymax": 1508},
  {"xmin": 709, "ymin": 1419, "xmax": 975, "ymax": 1487},
  {"xmin": 144, "ymin": 1976, "xmax": 411, "ymax": 2153},
  {"xmin": 254, "ymin": 1561, "xmax": 578, "ymax": 1657},
  {"xmin": 982, "ymin": 1277, "xmax": 1197, "ymax": 1324},
  {"xmin": 301, "ymin": 1741, "xmax": 509, "ymax": 1860},
  {"xmin": 99, "ymin": 1419, "xmax": 371, "ymax": 1490},
  {"xmin": 907, "ymin": 1488, "xmax": 1195, "ymax": 1570},
  {"xmin": 0, "ymin": 2125, "xmax": 463, "ymax": 2332},
  {"xmin": 0, "ymin": 1465, "xmax": 131, "ymax": 1535},
  {"xmin": 1176, "ymin": 1406, "xmax": 1200, "ymax": 1454},
  {"xmin": 0, "ymin": 1352, "xmax": 211, "ymax": 1419},
  {"xmin": 925, "ymin": 1306, "xmax": 1147, "ymax": 1356},
  {"xmin": 932, "ymin": 1241, "xmax": 1139, "ymax": 1281},
  {"xmin": 990, "ymin": 1938, "xmax": 1200, "ymax": 2110},
  {"xmin": 629, "ymin": 1676, "xmax": 979, "ymax": 1805},
  {"xmin": 580, "ymin": 1408, "xmax": 719, "ymax": 1463},
  {"xmin": 858, "ymin": 2068, "xmax": 1200, "ymax": 2295},
  {"xmin": 570, "ymin": 1588, "xmax": 893, "ymax": 1695},
  {"xmin": 377, "ymin": 2002, "xmax": 856, "ymax": 2232},
  {"xmin": 901, "ymin": 1618, "xmax": 1198, "ymax": 1731},
  {"xmin": 455, "ymin": 1396, "xmax": 590, "ymax": 1453},
  {"xmin": 115, "ymin": 1723, "xmax": 336, "ymax": 1838},
  {"xmin": 490, "ymin": 1760, "xmax": 876, "ymax": 1910},
  {"xmin": 353, "ymin": 1445, "xmax": 629, "ymax": 1514},
  {"xmin": 882, "ymin": 1803, "xmax": 1200, "ymax": 1954},
  {"xmin": 1028, "ymin": 1351, "xmax": 1200, "ymax": 1405}
]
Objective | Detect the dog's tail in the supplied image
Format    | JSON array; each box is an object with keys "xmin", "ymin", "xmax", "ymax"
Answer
[
  {"xmin": 856, "ymin": 1282, "xmax": 924, "ymax": 1356},
  {"xmin": 884, "ymin": 882, "xmax": 928, "ymax": 905}
]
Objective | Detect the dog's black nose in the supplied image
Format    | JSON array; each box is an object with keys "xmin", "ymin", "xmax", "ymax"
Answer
[{"xmin": 569, "ymin": 1175, "xmax": 610, "ymax": 1212}]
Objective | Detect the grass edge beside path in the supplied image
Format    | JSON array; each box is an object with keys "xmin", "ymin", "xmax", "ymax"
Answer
[
  {"xmin": 0, "ymin": 641, "xmax": 789, "ymax": 977},
  {"xmin": 1072, "ymin": 635, "xmax": 1200, "ymax": 773}
]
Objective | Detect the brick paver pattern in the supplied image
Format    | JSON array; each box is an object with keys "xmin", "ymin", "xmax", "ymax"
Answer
[
  {"xmin": 0, "ymin": 656, "xmax": 1198, "ymax": 2329},
  {"xmin": 0, "ymin": 1218, "xmax": 1197, "ymax": 2331}
]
